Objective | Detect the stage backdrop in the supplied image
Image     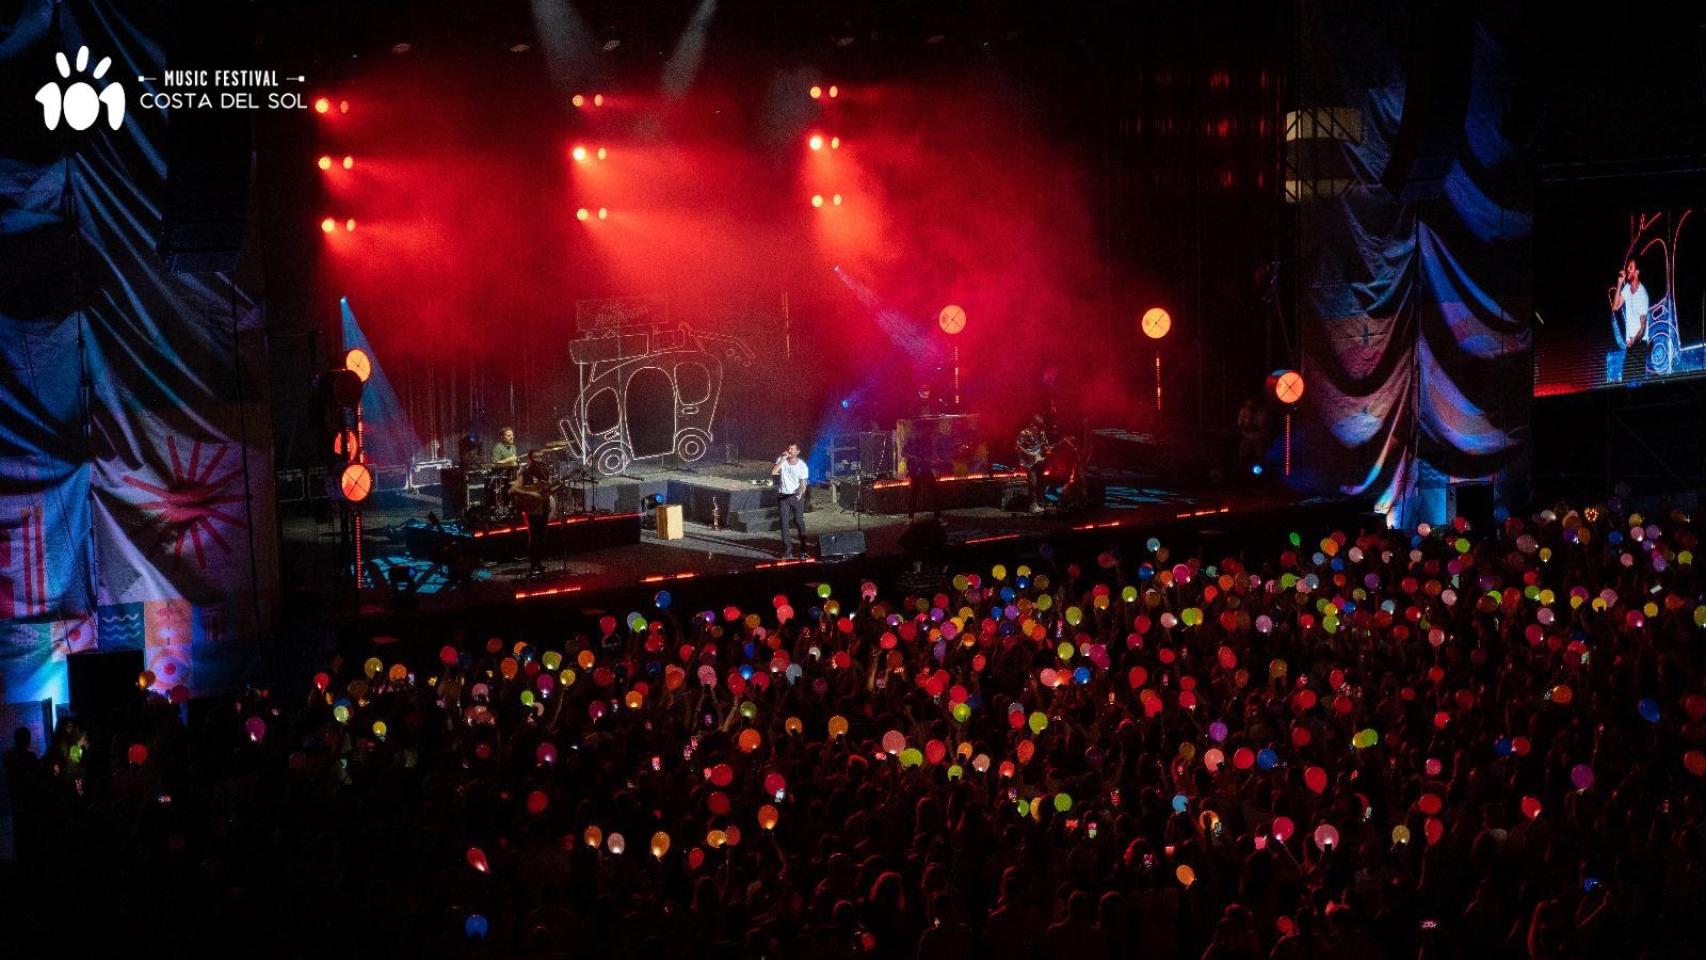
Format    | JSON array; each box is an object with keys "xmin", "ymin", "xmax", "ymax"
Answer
[
  {"xmin": 0, "ymin": 1, "xmax": 277, "ymax": 707},
  {"xmin": 1291, "ymin": 1, "xmax": 1533, "ymax": 525}
]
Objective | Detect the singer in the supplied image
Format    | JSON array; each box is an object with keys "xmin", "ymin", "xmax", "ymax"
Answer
[{"xmin": 770, "ymin": 442, "xmax": 810, "ymax": 559}]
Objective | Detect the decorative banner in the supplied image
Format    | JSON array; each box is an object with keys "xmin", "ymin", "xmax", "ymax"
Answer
[{"xmin": 0, "ymin": 1, "xmax": 277, "ymax": 705}]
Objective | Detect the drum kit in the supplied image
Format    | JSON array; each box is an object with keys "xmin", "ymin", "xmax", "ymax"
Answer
[{"xmin": 463, "ymin": 439, "xmax": 598, "ymax": 524}]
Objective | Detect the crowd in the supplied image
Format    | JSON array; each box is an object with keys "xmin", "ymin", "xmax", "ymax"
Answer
[{"xmin": 5, "ymin": 500, "xmax": 1706, "ymax": 959}]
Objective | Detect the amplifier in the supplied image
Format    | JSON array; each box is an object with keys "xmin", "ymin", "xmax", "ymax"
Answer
[{"xmin": 818, "ymin": 529, "xmax": 866, "ymax": 559}]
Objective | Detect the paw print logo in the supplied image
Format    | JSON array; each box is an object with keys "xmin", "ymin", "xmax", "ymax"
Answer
[{"xmin": 35, "ymin": 46, "xmax": 126, "ymax": 131}]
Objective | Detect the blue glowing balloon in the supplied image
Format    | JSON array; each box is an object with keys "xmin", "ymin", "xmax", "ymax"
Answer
[
  {"xmin": 1256, "ymin": 748, "xmax": 1279, "ymax": 771},
  {"xmin": 1637, "ymin": 698, "xmax": 1661, "ymax": 724},
  {"xmin": 465, "ymin": 914, "xmax": 489, "ymax": 940},
  {"xmin": 654, "ymin": 590, "xmax": 672, "ymax": 609}
]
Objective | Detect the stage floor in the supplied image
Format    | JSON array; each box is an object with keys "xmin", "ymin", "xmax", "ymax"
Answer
[{"xmin": 280, "ymin": 454, "xmax": 1342, "ymax": 617}]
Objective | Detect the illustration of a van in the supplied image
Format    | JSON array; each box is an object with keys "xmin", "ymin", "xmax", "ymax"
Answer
[{"xmin": 561, "ymin": 323, "xmax": 754, "ymax": 477}]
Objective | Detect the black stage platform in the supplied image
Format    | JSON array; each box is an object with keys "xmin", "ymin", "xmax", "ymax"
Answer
[{"xmin": 281, "ymin": 443, "xmax": 1362, "ymax": 626}]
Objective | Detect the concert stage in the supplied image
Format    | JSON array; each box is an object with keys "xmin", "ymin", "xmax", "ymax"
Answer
[{"xmin": 280, "ymin": 451, "xmax": 1352, "ymax": 624}]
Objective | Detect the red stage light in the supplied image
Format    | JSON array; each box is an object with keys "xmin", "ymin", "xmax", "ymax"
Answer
[
  {"xmin": 320, "ymin": 217, "xmax": 336, "ymax": 233},
  {"xmin": 811, "ymin": 194, "xmax": 824, "ymax": 208},
  {"xmin": 808, "ymin": 134, "xmax": 824, "ymax": 151},
  {"xmin": 576, "ymin": 208, "xmax": 591, "ymax": 221},
  {"xmin": 344, "ymin": 218, "xmax": 356, "ymax": 232},
  {"xmin": 572, "ymin": 94, "xmax": 585, "ymax": 108},
  {"xmin": 809, "ymin": 85, "xmax": 823, "ymax": 99},
  {"xmin": 342, "ymin": 156, "xmax": 354, "ymax": 170},
  {"xmin": 317, "ymin": 155, "xmax": 332, "ymax": 170},
  {"xmin": 572, "ymin": 145, "xmax": 588, "ymax": 162},
  {"xmin": 314, "ymin": 97, "xmax": 330, "ymax": 114}
]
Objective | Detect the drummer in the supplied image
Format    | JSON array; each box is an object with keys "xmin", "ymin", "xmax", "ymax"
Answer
[{"xmin": 491, "ymin": 427, "xmax": 519, "ymax": 469}]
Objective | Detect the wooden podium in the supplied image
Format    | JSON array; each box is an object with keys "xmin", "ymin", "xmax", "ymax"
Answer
[{"xmin": 654, "ymin": 503, "xmax": 684, "ymax": 540}]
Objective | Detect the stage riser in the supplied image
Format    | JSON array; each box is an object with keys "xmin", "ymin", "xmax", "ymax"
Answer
[
  {"xmin": 664, "ymin": 478, "xmax": 777, "ymax": 525},
  {"xmin": 401, "ymin": 514, "xmax": 642, "ymax": 563},
  {"xmin": 857, "ymin": 477, "xmax": 1021, "ymax": 515}
]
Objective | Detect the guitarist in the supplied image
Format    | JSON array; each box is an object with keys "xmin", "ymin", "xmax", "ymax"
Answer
[
  {"xmin": 1015, "ymin": 413, "xmax": 1051, "ymax": 513},
  {"xmin": 510, "ymin": 451, "xmax": 555, "ymax": 575}
]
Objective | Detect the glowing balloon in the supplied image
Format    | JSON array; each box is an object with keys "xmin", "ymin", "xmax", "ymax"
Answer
[
  {"xmin": 1313, "ymin": 823, "xmax": 1340, "ymax": 850},
  {"xmin": 1304, "ymin": 766, "xmax": 1328, "ymax": 794}
]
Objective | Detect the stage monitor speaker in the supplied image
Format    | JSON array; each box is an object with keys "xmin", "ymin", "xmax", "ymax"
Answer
[
  {"xmin": 67, "ymin": 649, "xmax": 145, "ymax": 724},
  {"xmin": 440, "ymin": 467, "xmax": 469, "ymax": 520},
  {"xmin": 1380, "ymin": 0, "xmax": 1474, "ymax": 202},
  {"xmin": 1000, "ymin": 484, "xmax": 1033, "ymax": 512},
  {"xmin": 818, "ymin": 529, "xmax": 866, "ymax": 559}
]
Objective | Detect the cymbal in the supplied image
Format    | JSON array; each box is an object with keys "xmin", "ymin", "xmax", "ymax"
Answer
[{"xmin": 541, "ymin": 440, "xmax": 570, "ymax": 451}]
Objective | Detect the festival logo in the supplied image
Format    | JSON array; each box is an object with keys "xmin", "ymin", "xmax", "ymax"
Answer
[{"xmin": 35, "ymin": 46, "xmax": 126, "ymax": 131}]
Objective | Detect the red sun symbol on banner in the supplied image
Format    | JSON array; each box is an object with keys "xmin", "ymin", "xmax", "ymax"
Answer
[{"xmin": 121, "ymin": 436, "xmax": 248, "ymax": 569}]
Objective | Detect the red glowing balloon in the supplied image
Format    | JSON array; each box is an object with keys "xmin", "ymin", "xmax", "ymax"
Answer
[{"xmin": 1304, "ymin": 766, "xmax": 1328, "ymax": 794}]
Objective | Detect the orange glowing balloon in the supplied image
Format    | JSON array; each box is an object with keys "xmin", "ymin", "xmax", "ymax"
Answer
[
  {"xmin": 938, "ymin": 304, "xmax": 967, "ymax": 334},
  {"xmin": 1141, "ymin": 307, "xmax": 1172, "ymax": 339}
]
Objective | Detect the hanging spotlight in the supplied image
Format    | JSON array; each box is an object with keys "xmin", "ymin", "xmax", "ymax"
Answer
[
  {"xmin": 344, "ymin": 218, "xmax": 356, "ymax": 232},
  {"xmin": 809, "ymin": 85, "xmax": 823, "ymax": 99},
  {"xmin": 576, "ymin": 208, "xmax": 591, "ymax": 221},
  {"xmin": 596, "ymin": 147, "xmax": 607, "ymax": 160},
  {"xmin": 811, "ymin": 194, "xmax": 824, "ymax": 208},
  {"xmin": 808, "ymin": 134, "xmax": 824, "ymax": 151},
  {"xmin": 314, "ymin": 96, "xmax": 331, "ymax": 114},
  {"xmin": 572, "ymin": 145, "xmax": 589, "ymax": 162},
  {"xmin": 342, "ymin": 156, "xmax": 354, "ymax": 170},
  {"xmin": 572, "ymin": 94, "xmax": 586, "ymax": 108},
  {"xmin": 321, "ymin": 217, "xmax": 336, "ymax": 233},
  {"xmin": 828, "ymin": 85, "xmax": 840, "ymax": 98},
  {"xmin": 597, "ymin": 208, "xmax": 608, "ymax": 220},
  {"xmin": 832, "ymin": 194, "xmax": 843, "ymax": 206},
  {"xmin": 317, "ymin": 155, "xmax": 333, "ymax": 170}
]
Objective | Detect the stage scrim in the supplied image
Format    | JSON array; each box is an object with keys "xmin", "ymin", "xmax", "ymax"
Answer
[{"xmin": 0, "ymin": 1, "xmax": 279, "ymax": 705}]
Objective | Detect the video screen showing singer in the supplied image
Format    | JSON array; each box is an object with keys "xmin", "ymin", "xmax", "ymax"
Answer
[{"xmin": 770, "ymin": 442, "xmax": 809, "ymax": 559}]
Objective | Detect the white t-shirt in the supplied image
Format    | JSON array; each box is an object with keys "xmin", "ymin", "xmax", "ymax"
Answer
[
  {"xmin": 1620, "ymin": 282, "xmax": 1649, "ymax": 344},
  {"xmin": 776, "ymin": 458, "xmax": 809, "ymax": 496}
]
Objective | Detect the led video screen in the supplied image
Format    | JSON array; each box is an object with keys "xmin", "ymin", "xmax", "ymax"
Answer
[{"xmin": 1535, "ymin": 205, "xmax": 1706, "ymax": 396}]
